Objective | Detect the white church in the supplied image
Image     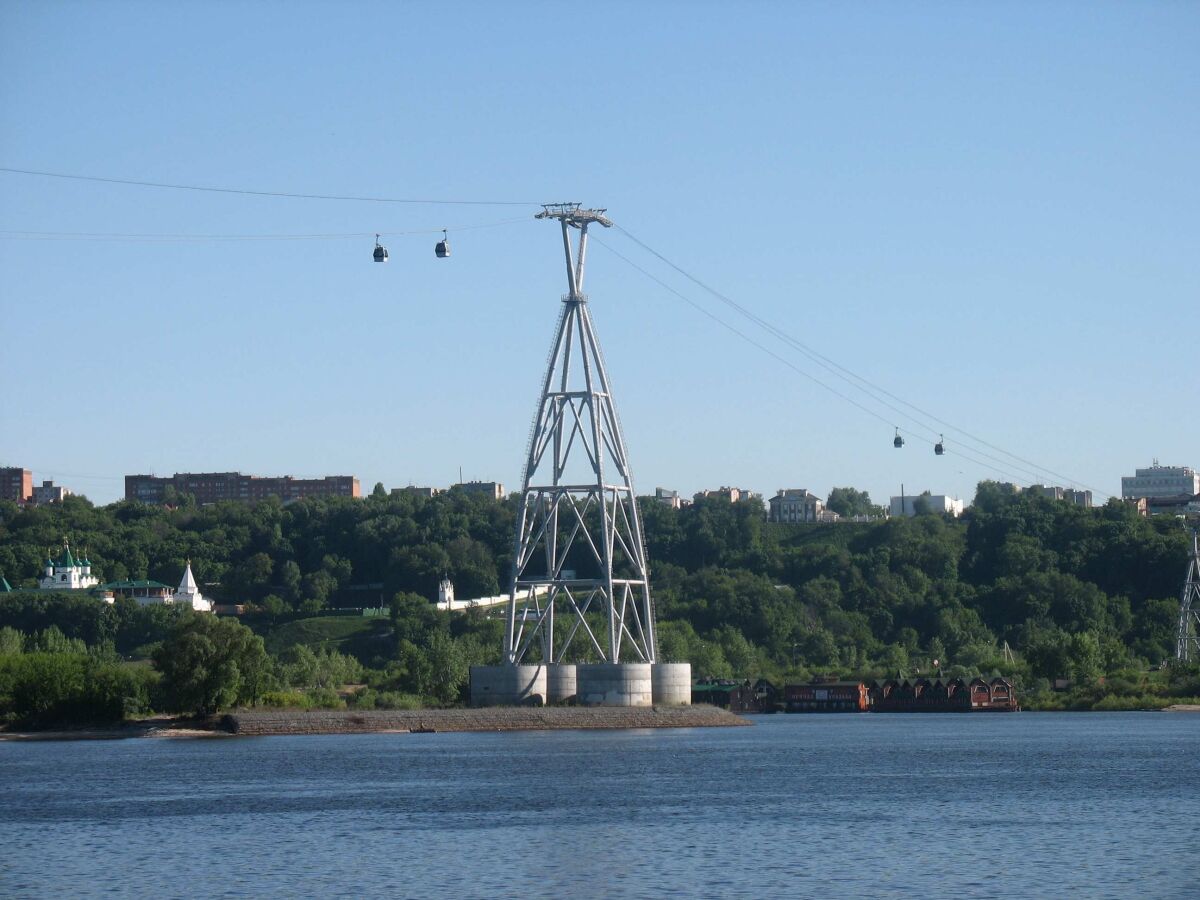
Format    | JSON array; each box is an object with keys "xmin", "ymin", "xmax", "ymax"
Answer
[
  {"xmin": 39, "ymin": 541, "xmax": 99, "ymax": 591},
  {"xmin": 37, "ymin": 542, "xmax": 211, "ymax": 612}
]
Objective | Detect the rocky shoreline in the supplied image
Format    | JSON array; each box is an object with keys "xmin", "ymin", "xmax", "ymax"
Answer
[
  {"xmin": 0, "ymin": 706, "xmax": 751, "ymax": 741},
  {"xmin": 224, "ymin": 705, "xmax": 752, "ymax": 736}
]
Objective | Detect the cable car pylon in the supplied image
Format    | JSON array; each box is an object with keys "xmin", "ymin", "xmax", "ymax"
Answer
[
  {"xmin": 469, "ymin": 203, "xmax": 691, "ymax": 708},
  {"xmin": 1176, "ymin": 527, "xmax": 1200, "ymax": 664}
]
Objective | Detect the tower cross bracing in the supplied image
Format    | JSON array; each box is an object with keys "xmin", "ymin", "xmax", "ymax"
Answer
[
  {"xmin": 1176, "ymin": 529, "xmax": 1200, "ymax": 664},
  {"xmin": 504, "ymin": 204, "xmax": 657, "ymax": 666}
]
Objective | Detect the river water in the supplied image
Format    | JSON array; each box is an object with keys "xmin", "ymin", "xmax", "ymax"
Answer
[{"xmin": 1, "ymin": 712, "xmax": 1197, "ymax": 898}]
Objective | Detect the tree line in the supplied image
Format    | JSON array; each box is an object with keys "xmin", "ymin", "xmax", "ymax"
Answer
[{"xmin": 1, "ymin": 482, "xmax": 1197, "ymax": 722}]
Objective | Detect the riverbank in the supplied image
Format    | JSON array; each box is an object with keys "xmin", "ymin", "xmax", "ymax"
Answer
[
  {"xmin": 224, "ymin": 705, "xmax": 752, "ymax": 735},
  {"xmin": 0, "ymin": 706, "xmax": 751, "ymax": 740}
]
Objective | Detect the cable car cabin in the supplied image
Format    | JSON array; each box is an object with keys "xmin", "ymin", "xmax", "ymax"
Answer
[
  {"xmin": 894, "ymin": 428, "xmax": 904, "ymax": 448},
  {"xmin": 373, "ymin": 235, "xmax": 388, "ymax": 263},
  {"xmin": 435, "ymin": 230, "xmax": 450, "ymax": 258},
  {"xmin": 935, "ymin": 435, "xmax": 945, "ymax": 456}
]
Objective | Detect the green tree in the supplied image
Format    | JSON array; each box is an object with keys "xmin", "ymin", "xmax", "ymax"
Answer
[
  {"xmin": 826, "ymin": 487, "xmax": 879, "ymax": 518},
  {"xmin": 153, "ymin": 615, "xmax": 271, "ymax": 715}
]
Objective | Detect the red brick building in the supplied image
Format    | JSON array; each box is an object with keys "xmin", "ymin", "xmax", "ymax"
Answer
[
  {"xmin": 1, "ymin": 467, "xmax": 33, "ymax": 504},
  {"xmin": 125, "ymin": 472, "xmax": 360, "ymax": 505},
  {"xmin": 785, "ymin": 681, "xmax": 871, "ymax": 712}
]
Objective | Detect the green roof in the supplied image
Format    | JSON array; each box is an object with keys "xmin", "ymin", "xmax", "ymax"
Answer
[
  {"xmin": 0, "ymin": 576, "xmax": 11, "ymax": 592},
  {"xmin": 692, "ymin": 683, "xmax": 742, "ymax": 694},
  {"xmin": 99, "ymin": 580, "xmax": 171, "ymax": 590}
]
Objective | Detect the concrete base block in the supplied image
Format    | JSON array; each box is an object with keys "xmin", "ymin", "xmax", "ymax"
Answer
[
  {"xmin": 546, "ymin": 664, "xmax": 577, "ymax": 704},
  {"xmin": 576, "ymin": 663, "xmax": 654, "ymax": 707},
  {"xmin": 652, "ymin": 662, "xmax": 693, "ymax": 706},
  {"xmin": 470, "ymin": 664, "xmax": 546, "ymax": 707}
]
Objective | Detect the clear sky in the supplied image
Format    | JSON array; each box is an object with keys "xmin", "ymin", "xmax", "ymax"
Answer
[{"xmin": 1, "ymin": 2, "xmax": 1196, "ymax": 507}]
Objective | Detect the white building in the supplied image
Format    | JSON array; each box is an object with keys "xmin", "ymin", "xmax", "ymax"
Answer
[
  {"xmin": 694, "ymin": 486, "xmax": 759, "ymax": 504},
  {"xmin": 654, "ymin": 487, "xmax": 683, "ymax": 509},
  {"xmin": 768, "ymin": 489, "xmax": 826, "ymax": 523},
  {"xmin": 174, "ymin": 561, "xmax": 212, "ymax": 612},
  {"xmin": 1121, "ymin": 464, "xmax": 1200, "ymax": 500},
  {"xmin": 38, "ymin": 541, "xmax": 99, "ymax": 591},
  {"xmin": 438, "ymin": 576, "xmax": 455, "ymax": 610},
  {"xmin": 32, "ymin": 480, "xmax": 72, "ymax": 506},
  {"xmin": 889, "ymin": 493, "xmax": 964, "ymax": 518}
]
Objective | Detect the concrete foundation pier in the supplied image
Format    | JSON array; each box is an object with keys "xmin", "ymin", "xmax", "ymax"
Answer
[
  {"xmin": 576, "ymin": 663, "xmax": 654, "ymax": 707},
  {"xmin": 546, "ymin": 664, "xmax": 578, "ymax": 704},
  {"xmin": 469, "ymin": 664, "xmax": 546, "ymax": 707},
  {"xmin": 652, "ymin": 663, "xmax": 693, "ymax": 706}
]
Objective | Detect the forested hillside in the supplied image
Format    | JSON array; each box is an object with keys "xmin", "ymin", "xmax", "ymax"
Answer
[{"xmin": 0, "ymin": 483, "xmax": 1193, "ymax": 689}]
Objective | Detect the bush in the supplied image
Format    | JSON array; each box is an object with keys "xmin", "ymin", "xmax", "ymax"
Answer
[
  {"xmin": 0, "ymin": 652, "xmax": 156, "ymax": 728},
  {"xmin": 1091, "ymin": 694, "xmax": 1172, "ymax": 711},
  {"xmin": 305, "ymin": 687, "xmax": 344, "ymax": 709},
  {"xmin": 259, "ymin": 690, "xmax": 312, "ymax": 709},
  {"xmin": 375, "ymin": 691, "xmax": 422, "ymax": 710}
]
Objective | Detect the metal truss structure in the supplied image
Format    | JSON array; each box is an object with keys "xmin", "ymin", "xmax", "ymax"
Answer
[
  {"xmin": 1176, "ymin": 528, "xmax": 1200, "ymax": 664},
  {"xmin": 504, "ymin": 203, "xmax": 657, "ymax": 666}
]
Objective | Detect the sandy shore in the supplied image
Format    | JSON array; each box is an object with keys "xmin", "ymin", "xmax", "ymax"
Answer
[
  {"xmin": 0, "ymin": 706, "xmax": 750, "ymax": 741},
  {"xmin": 1162, "ymin": 704, "xmax": 1200, "ymax": 712},
  {"xmin": 0, "ymin": 716, "xmax": 228, "ymax": 742}
]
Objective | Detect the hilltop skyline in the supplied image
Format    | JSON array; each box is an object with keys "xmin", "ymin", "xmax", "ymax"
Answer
[{"xmin": 2, "ymin": 4, "xmax": 1196, "ymax": 509}]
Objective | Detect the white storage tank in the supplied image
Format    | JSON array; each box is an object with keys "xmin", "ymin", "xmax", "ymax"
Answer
[
  {"xmin": 576, "ymin": 663, "xmax": 654, "ymax": 707},
  {"xmin": 652, "ymin": 662, "xmax": 692, "ymax": 706},
  {"xmin": 546, "ymin": 664, "xmax": 578, "ymax": 704},
  {"xmin": 469, "ymin": 664, "xmax": 547, "ymax": 707}
]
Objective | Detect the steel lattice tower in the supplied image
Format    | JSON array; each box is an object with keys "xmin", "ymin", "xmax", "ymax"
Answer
[
  {"xmin": 504, "ymin": 204, "xmax": 657, "ymax": 667},
  {"xmin": 1176, "ymin": 529, "xmax": 1200, "ymax": 664}
]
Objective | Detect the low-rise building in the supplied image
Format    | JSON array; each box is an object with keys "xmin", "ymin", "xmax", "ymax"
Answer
[
  {"xmin": 451, "ymin": 480, "xmax": 505, "ymax": 500},
  {"xmin": 888, "ymin": 493, "xmax": 964, "ymax": 518},
  {"xmin": 100, "ymin": 562, "xmax": 212, "ymax": 611},
  {"xmin": 694, "ymin": 486, "xmax": 758, "ymax": 504},
  {"xmin": 785, "ymin": 681, "xmax": 871, "ymax": 712},
  {"xmin": 768, "ymin": 488, "xmax": 825, "ymax": 523},
  {"xmin": 653, "ymin": 487, "xmax": 682, "ymax": 509},
  {"xmin": 392, "ymin": 486, "xmax": 441, "ymax": 498},
  {"xmin": 1030, "ymin": 484, "xmax": 1093, "ymax": 508},
  {"xmin": 1146, "ymin": 493, "xmax": 1200, "ymax": 517},
  {"xmin": 99, "ymin": 579, "xmax": 175, "ymax": 605},
  {"xmin": 32, "ymin": 480, "xmax": 71, "ymax": 505},
  {"xmin": 691, "ymin": 679, "xmax": 762, "ymax": 712}
]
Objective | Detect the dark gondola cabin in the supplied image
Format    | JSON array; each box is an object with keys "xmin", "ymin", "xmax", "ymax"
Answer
[
  {"xmin": 373, "ymin": 234, "xmax": 388, "ymax": 263},
  {"xmin": 435, "ymin": 229, "xmax": 450, "ymax": 258}
]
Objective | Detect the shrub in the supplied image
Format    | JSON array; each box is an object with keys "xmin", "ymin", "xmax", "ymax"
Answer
[
  {"xmin": 305, "ymin": 687, "xmax": 344, "ymax": 709},
  {"xmin": 375, "ymin": 691, "xmax": 422, "ymax": 710},
  {"xmin": 259, "ymin": 690, "xmax": 312, "ymax": 709}
]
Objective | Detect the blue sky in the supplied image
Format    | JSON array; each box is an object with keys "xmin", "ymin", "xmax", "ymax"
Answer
[{"xmin": 1, "ymin": 2, "xmax": 1196, "ymax": 507}]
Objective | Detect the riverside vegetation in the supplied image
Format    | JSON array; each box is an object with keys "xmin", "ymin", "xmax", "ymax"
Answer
[{"xmin": 1, "ymin": 481, "xmax": 1199, "ymax": 727}]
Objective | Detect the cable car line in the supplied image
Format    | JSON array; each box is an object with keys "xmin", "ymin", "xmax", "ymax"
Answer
[
  {"xmin": 0, "ymin": 166, "xmax": 542, "ymax": 207},
  {"xmin": 611, "ymin": 224, "xmax": 1105, "ymax": 498},
  {"xmin": 592, "ymin": 236, "xmax": 1053, "ymax": 490},
  {"xmin": 601, "ymin": 232, "xmax": 1053, "ymax": 485},
  {"xmin": 0, "ymin": 217, "xmax": 528, "ymax": 242}
]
